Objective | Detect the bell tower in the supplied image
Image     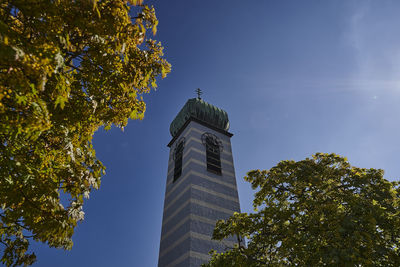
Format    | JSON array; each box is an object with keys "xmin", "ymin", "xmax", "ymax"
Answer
[{"xmin": 158, "ymin": 96, "xmax": 241, "ymax": 267}]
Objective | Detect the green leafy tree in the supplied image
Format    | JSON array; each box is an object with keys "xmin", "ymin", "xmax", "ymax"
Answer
[
  {"xmin": 204, "ymin": 153, "xmax": 400, "ymax": 267},
  {"xmin": 0, "ymin": 0, "xmax": 170, "ymax": 265}
]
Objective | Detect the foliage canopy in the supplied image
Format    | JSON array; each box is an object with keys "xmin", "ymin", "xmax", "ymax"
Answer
[
  {"xmin": 204, "ymin": 153, "xmax": 400, "ymax": 267},
  {"xmin": 0, "ymin": 0, "xmax": 170, "ymax": 265}
]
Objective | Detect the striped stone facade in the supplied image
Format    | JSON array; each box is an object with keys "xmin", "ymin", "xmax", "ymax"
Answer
[{"xmin": 158, "ymin": 119, "xmax": 241, "ymax": 267}]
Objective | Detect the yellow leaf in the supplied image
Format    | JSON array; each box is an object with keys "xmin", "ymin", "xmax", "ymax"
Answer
[{"xmin": 152, "ymin": 21, "xmax": 158, "ymax": 35}]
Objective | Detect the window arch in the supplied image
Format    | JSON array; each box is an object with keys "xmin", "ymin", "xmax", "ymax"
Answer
[
  {"xmin": 173, "ymin": 137, "xmax": 185, "ymax": 182},
  {"xmin": 201, "ymin": 133, "xmax": 223, "ymax": 175}
]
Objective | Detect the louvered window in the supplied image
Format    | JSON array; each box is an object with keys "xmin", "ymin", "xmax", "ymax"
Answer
[
  {"xmin": 202, "ymin": 133, "xmax": 222, "ymax": 175},
  {"xmin": 173, "ymin": 138, "xmax": 185, "ymax": 182}
]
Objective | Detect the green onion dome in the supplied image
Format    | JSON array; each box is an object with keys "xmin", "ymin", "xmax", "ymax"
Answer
[{"xmin": 170, "ymin": 98, "xmax": 230, "ymax": 137}]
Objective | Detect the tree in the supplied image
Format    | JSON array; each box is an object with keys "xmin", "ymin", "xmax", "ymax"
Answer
[
  {"xmin": 203, "ymin": 153, "xmax": 400, "ymax": 267},
  {"xmin": 0, "ymin": 0, "xmax": 170, "ymax": 265}
]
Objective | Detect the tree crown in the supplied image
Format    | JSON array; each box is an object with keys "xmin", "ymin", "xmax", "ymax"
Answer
[
  {"xmin": 0, "ymin": 0, "xmax": 170, "ymax": 265},
  {"xmin": 204, "ymin": 153, "xmax": 400, "ymax": 266}
]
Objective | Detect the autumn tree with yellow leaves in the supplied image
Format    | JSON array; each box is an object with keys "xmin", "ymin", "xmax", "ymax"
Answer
[{"xmin": 0, "ymin": 0, "xmax": 170, "ymax": 265}]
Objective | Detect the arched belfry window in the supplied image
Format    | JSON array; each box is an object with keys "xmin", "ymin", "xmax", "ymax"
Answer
[
  {"xmin": 202, "ymin": 133, "xmax": 223, "ymax": 175},
  {"xmin": 173, "ymin": 138, "xmax": 185, "ymax": 182}
]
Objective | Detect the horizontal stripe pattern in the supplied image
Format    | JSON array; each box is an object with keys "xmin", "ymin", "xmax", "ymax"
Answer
[
  {"xmin": 164, "ymin": 251, "xmax": 190, "ymax": 267},
  {"xmin": 192, "ymin": 184, "xmax": 239, "ymax": 203},
  {"xmin": 190, "ymin": 251, "xmax": 211, "ymax": 261},
  {"xmin": 165, "ymin": 170, "xmax": 237, "ymax": 200},
  {"xmin": 168, "ymin": 146, "xmax": 234, "ymax": 172},
  {"xmin": 167, "ymin": 158, "xmax": 236, "ymax": 186},
  {"xmin": 164, "ymin": 184, "xmax": 239, "ymax": 215},
  {"xmin": 164, "ymin": 251, "xmax": 211, "ymax": 267},
  {"xmin": 162, "ymin": 194, "xmax": 237, "ymax": 227},
  {"xmin": 160, "ymin": 230, "xmax": 236, "ymax": 259},
  {"xmin": 161, "ymin": 214, "xmax": 216, "ymax": 242}
]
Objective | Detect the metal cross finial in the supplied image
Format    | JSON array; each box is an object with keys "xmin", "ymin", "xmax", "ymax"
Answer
[{"xmin": 195, "ymin": 88, "xmax": 202, "ymax": 99}]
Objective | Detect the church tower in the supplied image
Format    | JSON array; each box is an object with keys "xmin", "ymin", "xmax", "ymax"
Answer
[{"xmin": 158, "ymin": 95, "xmax": 241, "ymax": 267}]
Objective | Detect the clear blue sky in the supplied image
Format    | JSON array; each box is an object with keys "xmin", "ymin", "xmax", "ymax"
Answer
[{"xmin": 31, "ymin": 1, "xmax": 400, "ymax": 266}]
